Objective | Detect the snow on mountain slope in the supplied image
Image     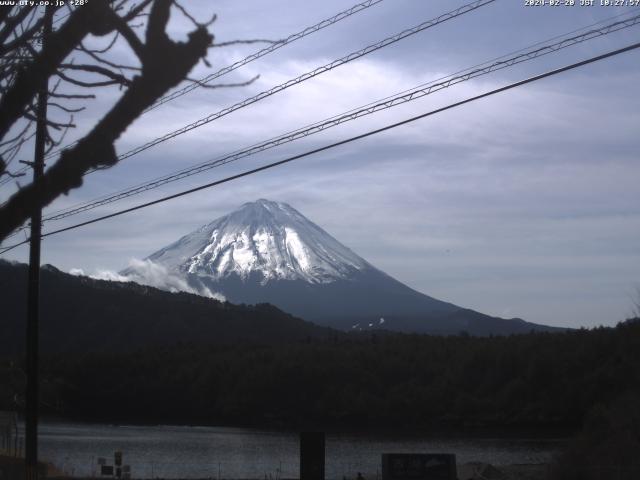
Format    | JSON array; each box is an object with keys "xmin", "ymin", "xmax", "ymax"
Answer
[
  {"xmin": 124, "ymin": 199, "xmax": 560, "ymax": 335},
  {"xmin": 143, "ymin": 199, "xmax": 372, "ymax": 284}
]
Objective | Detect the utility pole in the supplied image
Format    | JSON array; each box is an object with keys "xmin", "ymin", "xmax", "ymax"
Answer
[{"xmin": 25, "ymin": 7, "xmax": 54, "ymax": 480}]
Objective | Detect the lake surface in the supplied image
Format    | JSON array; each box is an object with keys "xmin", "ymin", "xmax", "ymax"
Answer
[{"xmin": 25, "ymin": 421, "xmax": 563, "ymax": 479}]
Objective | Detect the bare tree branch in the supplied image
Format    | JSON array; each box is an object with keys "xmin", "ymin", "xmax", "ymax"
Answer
[
  {"xmin": 185, "ymin": 74, "xmax": 259, "ymax": 90},
  {"xmin": 173, "ymin": 2, "xmax": 216, "ymax": 29},
  {"xmin": 48, "ymin": 92, "xmax": 96, "ymax": 100},
  {"xmin": 122, "ymin": 0, "xmax": 155, "ymax": 22},
  {"xmin": 0, "ymin": 120, "xmax": 33, "ymax": 148},
  {"xmin": 0, "ymin": 1, "xmax": 110, "ymax": 142},
  {"xmin": 0, "ymin": 7, "xmax": 33, "ymax": 46},
  {"xmin": 172, "ymin": 1, "xmax": 202, "ymax": 29},
  {"xmin": 45, "ymin": 116, "xmax": 74, "ymax": 152},
  {"xmin": 47, "ymin": 102, "xmax": 85, "ymax": 114},
  {"xmin": 0, "ymin": 0, "xmax": 213, "ymax": 241},
  {"xmin": 111, "ymin": 13, "xmax": 145, "ymax": 59},
  {"xmin": 78, "ymin": 31, "xmax": 119, "ymax": 54},
  {"xmin": 78, "ymin": 42, "xmax": 141, "ymax": 71},
  {"xmin": 23, "ymin": 111, "xmax": 75, "ymax": 130},
  {"xmin": 59, "ymin": 63, "xmax": 133, "ymax": 86},
  {"xmin": 55, "ymin": 70, "xmax": 123, "ymax": 88},
  {"xmin": 0, "ymin": 15, "xmax": 45, "ymax": 56}
]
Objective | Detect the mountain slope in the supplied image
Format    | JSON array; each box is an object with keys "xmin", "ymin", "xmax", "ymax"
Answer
[
  {"xmin": 0, "ymin": 260, "xmax": 334, "ymax": 355},
  {"xmin": 137, "ymin": 199, "xmax": 560, "ymax": 335},
  {"xmin": 138, "ymin": 199, "xmax": 370, "ymax": 284}
]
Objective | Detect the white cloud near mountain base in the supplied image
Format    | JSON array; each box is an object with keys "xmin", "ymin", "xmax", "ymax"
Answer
[{"xmin": 70, "ymin": 259, "xmax": 225, "ymax": 301}]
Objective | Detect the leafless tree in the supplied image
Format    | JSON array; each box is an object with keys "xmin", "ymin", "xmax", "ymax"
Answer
[{"xmin": 0, "ymin": 0, "xmax": 223, "ymax": 242}]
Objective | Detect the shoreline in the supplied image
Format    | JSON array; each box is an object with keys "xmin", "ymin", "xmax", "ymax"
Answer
[{"xmin": 29, "ymin": 414, "xmax": 575, "ymax": 440}]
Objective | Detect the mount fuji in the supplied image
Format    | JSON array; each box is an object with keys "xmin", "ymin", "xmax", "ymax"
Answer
[{"xmin": 127, "ymin": 199, "xmax": 557, "ymax": 335}]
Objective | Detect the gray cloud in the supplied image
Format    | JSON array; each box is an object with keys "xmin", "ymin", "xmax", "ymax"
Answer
[{"xmin": 3, "ymin": 1, "xmax": 639, "ymax": 328}]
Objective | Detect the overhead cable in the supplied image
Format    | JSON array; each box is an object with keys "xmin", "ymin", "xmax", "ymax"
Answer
[
  {"xmin": 2, "ymin": 0, "xmax": 492, "ymax": 191},
  {"xmin": 31, "ymin": 0, "xmax": 386, "ymax": 166},
  {"xmin": 39, "ymin": 11, "xmax": 640, "ymax": 223},
  {"xmin": 2, "ymin": 40, "xmax": 638, "ymax": 255},
  {"xmin": 104, "ymin": 0, "xmax": 497, "ymax": 164},
  {"xmin": 147, "ymin": 0, "xmax": 386, "ymax": 112},
  {"xmin": 2, "ymin": 0, "xmax": 494, "ymax": 193}
]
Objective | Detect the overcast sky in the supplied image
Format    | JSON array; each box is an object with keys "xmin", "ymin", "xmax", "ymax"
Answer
[{"xmin": 2, "ymin": 0, "xmax": 639, "ymax": 328}]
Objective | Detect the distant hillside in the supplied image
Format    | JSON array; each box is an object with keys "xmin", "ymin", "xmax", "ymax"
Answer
[
  {"xmin": 0, "ymin": 260, "xmax": 335, "ymax": 355},
  {"xmin": 2, "ymin": 261, "xmax": 638, "ymax": 431},
  {"xmin": 12, "ymin": 320, "xmax": 640, "ymax": 430}
]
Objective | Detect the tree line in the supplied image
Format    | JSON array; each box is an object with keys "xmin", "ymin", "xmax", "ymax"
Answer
[{"xmin": 3, "ymin": 319, "xmax": 636, "ymax": 432}]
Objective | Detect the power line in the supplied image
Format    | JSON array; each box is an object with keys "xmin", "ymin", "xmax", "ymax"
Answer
[
  {"xmin": 36, "ymin": 11, "xmax": 640, "ymax": 224},
  {"xmin": 2, "ymin": 40, "xmax": 638, "ymax": 255},
  {"xmin": 1, "ymin": 0, "xmax": 492, "ymax": 190},
  {"xmin": 113, "ymin": 0, "xmax": 495, "ymax": 164},
  {"xmin": 0, "ymin": 165, "xmax": 28, "ymax": 187},
  {"xmin": 4, "ymin": 7, "xmax": 638, "ymax": 242},
  {"xmin": 147, "ymin": 0, "xmax": 385, "ymax": 112},
  {"xmin": 32, "ymin": 0, "xmax": 386, "ymax": 166},
  {"xmin": 16, "ymin": 0, "xmax": 496, "ymax": 217},
  {"xmin": 0, "ymin": 7, "xmax": 71, "ymax": 186},
  {"xmin": 34, "ymin": 7, "xmax": 640, "ymax": 222},
  {"xmin": 4, "ymin": 5, "xmax": 639, "ymax": 241},
  {"xmin": 0, "ymin": 6, "xmax": 76, "ymax": 186}
]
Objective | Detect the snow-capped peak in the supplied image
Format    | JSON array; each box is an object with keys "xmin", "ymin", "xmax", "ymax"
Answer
[{"xmin": 145, "ymin": 199, "xmax": 371, "ymax": 284}]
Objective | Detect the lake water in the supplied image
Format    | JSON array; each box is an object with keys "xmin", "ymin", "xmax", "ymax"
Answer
[{"xmin": 27, "ymin": 421, "xmax": 563, "ymax": 479}]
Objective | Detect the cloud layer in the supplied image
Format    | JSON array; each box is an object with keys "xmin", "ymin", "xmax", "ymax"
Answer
[
  {"xmin": 3, "ymin": 1, "xmax": 639, "ymax": 328},
  {"xmin": 70, "ymin": 259, "xmax": 225, "ymax": 302}
]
